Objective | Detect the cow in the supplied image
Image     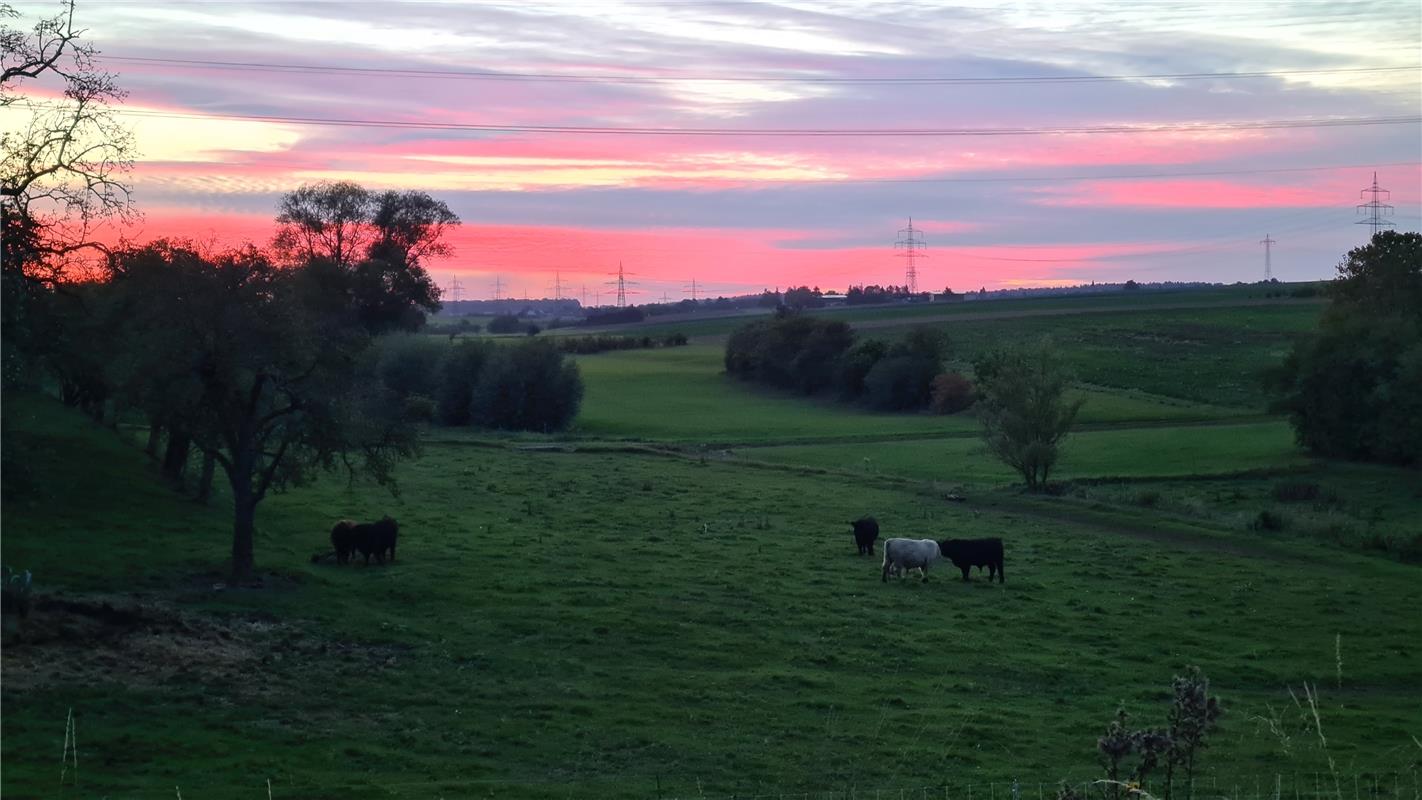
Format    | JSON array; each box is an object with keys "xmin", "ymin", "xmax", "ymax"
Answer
[
  {"xmin": 353, "ymin": 516, "xmax": 400, "ymax": 565},
  {"xmin": 881, "ymin": 538, "xmax": 943, "ymax": 583},
  {"xmin": 936, "ymin": 538, "xmax": 1005, "ymax": 583},
  {"xmin": 330, "ymin": 520, "xmax": 359, "ymax": 565},
  {"xmin": 849, "ymin": 516, "xmax": 880, "ymax": 556}
]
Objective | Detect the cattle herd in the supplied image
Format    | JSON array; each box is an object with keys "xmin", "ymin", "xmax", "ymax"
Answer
[
  {"xmin": 850, "ymin": 516, "xmax": 1005, "ymax": 584},
  {"xmin": 329, "ymin": 516, "xmax": 400, "ymax": 565},
  {"xmin": 316, "ymin": 513, "xmax": 999, "ymax": 584}
]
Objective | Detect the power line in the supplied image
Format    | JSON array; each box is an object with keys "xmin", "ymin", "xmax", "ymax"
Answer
[
  {"xmin": 102, "ymin": 55, "xmax": 1420, "ymax": 86},
  {"xmin": 96, "ymin": 107, "xmax": 1422, "ymax": 137}
]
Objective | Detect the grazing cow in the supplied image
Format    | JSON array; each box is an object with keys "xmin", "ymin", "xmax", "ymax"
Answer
[
  {"xmin": 330, "ymin": 520, "xmax": 359, "ymax": 564},
  {"xmin": 353, "ymin": 516, "xmax": 400, "ymax": 565},
  {"xmin": 881, "ymin": 538, "xmax": 943, "ymax": 583},
  {"xmin": 936, "ymin": 538, "xmax": 1005, "ymax": 583},
  {"xmin": 849, "ymin": 516, "xmax": 880, "ymax": 556}
]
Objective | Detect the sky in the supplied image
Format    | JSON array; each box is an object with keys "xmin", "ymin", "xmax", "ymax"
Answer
[{"xmin": 7, "ymin": 0, "xmax": 1422, "ymax": 301}]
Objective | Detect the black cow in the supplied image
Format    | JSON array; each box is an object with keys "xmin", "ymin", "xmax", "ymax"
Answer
[
  {"xmin": 353, "ymin": 516, "xmax": 400, "ymax": 565},
  {"xmin": 330, "ymin": 520, "xmax": 359, "ymax": 564},
  {"xmin": 849, "ymin": 516, "xmax": 880, "ymax": 556},
  {"xmin": 936, "ymin": 537, "xmax": 1004, "ymax": 583}
]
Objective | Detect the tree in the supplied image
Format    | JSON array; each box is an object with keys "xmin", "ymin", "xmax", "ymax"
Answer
[
  {"xmin": 110, "ymin": 241, "xmax": 421, "ymax": 581},
  {"xmin": 974, "ymin": 339, "xmax": 1084, "ymax": 490},
  {"xmin": 1269, "ymin": 232, "xmax": 1422, "ymax": 465},
  {"xmin": 2, "ymin": 0, "xmax": 135, "ymax": 386}
]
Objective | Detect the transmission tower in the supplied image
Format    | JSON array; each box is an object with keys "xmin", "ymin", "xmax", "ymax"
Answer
[
  {"xmin": 1356, "ymin": 172, "xmax": 1394, "ymax": 237},
  {"xmin": 547, "ymin": 270, "xmax": 566, "ymax": 300},
  {"xmin": 581, "ymin": 285, "xmax": 588, "ymax": 306},
  {"xmin": 491, "ymin": 275, "xmax": 504, "ymax": 301},
  {"xmin": 1259, "ymin": 234, "xmax": 1275, "ymax": 281},
  {"xmin": 685, "ymin": 278, "xmax": 699, "ymax": 301},
  {"xmin": 446, "ymin": 275, "xmax": 464, "ymax": 304},
  {"xmin": 606, "ymin": 262, "xmax": 637, "ymax": 307},
  {"xmin": 894, "ymin": 217, "xmax": 927, "ymax": 293}
]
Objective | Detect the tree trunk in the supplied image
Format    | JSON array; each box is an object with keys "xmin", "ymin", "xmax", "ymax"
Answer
[
  {"xmin": 231, "ymin": 486, "xmax": 256, "ymax": 583},
  {"xmin": 196, "ymin": 450, "xmax": 216, "ymax": 504},
  {"xmin": 162, "ymin": 429, "xmax": 192, "ymax": 483},
  {"xmin": 145, "ymin": 421, "xmax": 163, "ymax": 458}
]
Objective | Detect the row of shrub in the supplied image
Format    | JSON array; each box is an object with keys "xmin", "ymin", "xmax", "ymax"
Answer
[
  {"xmin": 554, "ymin": 333, "xmax": 688, "ymax": 354},
  {"xmin": 724, "ymin": 313, "xmax": 974, "ymax": 412},
  {"xmin": 377, "ymin": 336, "xmax": 583, "ymax": 431}
]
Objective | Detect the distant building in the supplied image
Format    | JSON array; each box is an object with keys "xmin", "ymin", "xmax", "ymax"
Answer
[{"xmin": 821, "ymin": 292, "xmax": 848, "ymax": 305}]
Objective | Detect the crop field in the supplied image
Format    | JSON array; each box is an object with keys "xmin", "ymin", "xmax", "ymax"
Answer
[{"xmin": 3, "ymin": 292, "xmax": 1419, "ymax": 800}]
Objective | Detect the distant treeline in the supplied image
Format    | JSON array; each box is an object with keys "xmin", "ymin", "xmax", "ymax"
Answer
[
  {"xmin": 724, "ymin": 313, "xmax": 973, "ymax": 413},
  {"xmin": 378, "ymin": 337, "xmax": 583, "ymax": 432},
  {"xmin": 554, "ymin": 333, "xmax": 688, "ymax": 354}
]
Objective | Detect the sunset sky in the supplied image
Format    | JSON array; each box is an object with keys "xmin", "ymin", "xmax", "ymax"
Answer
[{"xmin": 8, "ymin": 0, "xmax": 1421, "ymax": 301}]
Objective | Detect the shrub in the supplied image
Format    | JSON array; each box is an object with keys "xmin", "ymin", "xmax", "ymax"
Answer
[
  {"xmin": 929, "ymin": 372, "xmax": 975, "ymax": 414},
  {"xmin": 975, "ymin": 339, "xmax": 1085, "ymax": 491},
  {"xmin": 1249, "ymin": 509, "xmax": 1287, "ymax": 531},
  {"xmin": 471, "ymin": 340, "xmax": 584, "ymax": 431},
  {"xmin": 664, "ymin": 332, "xmax": 688, "ymax": 347},
  {"xmin": 376, "ymin": 335, "xmax": 446, "ymax": 398},
  {"xmin": 403, "ymin": 394, "xmax": 436, "ymax": 422},
  {"xmin": 837, "ymin": 339, "xmax": 887, "ymax": 399},
  {"xmin": 1271, "ymin": 480, "xmax": 1321, "ymax": 503},
  {"xmin": 863, "ymin": 355, "xmax": 937, "ymax": 410},
  {"xmin": 487, "ymin": 314, "xmax": 523, "ymax": 334},
  {"xmin": 525, "ymin": 323, "xmax": 541, "ymax": 336},
  {"xmin": 436, "ymin": 340, "xmax": 496, "ymax": 425},
  {"xmin": 1, "ymin": 566, "xmax": 33, "ymax": 619}
]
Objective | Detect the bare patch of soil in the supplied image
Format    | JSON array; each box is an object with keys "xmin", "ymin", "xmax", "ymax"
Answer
[{"xmin": 1, "ymin": 594, "xmax": 409, "ymax": 694}]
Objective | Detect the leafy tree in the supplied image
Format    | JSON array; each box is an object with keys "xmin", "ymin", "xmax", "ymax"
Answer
[
  {"xmin": 974, "ymin": 339, "xmax": 1084, "ymax": 490},
  {"xmin": 1269, "ymin": 232, "xmax": 1422, "ymax": 465},
  {"xmin": 836, "ymin": 339, "xmax": 887, "ymax": 399},
  {"xmin": 436, "ymin": 340, "xmax": 496, "ymax": 425},
  {"xmin": 472, "ymin": 339, "xmax": 584, "ymax": 431},
  {"xmin": 108, "ymin": 242, "xmax": 421, "ymax": 580},
  {"xmin": 487, "ymin": 314, "xmax": 523, "ymax": 334}
]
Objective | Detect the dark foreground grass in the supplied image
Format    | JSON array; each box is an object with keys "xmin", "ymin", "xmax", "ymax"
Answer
[{"xmin": 3, "ymin": 398, "xmax": 1420, "ymax": 799}]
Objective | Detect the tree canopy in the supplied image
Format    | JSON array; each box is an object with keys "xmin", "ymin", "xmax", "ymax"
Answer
[{"xmin": 1269, "ymin": 231, "xmax": 1421, "ymax": 466}]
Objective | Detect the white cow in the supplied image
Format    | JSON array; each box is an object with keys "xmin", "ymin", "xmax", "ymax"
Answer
[{"xmin": 881, "ymin": 538, "xmax": 943, "ymax": 583}]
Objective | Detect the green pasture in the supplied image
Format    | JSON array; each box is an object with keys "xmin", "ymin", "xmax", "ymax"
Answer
[
  {"xmin": 3, "ymin": 398, "xmax": 1420, "ymax": 800},
  {"xmin": 571, "ymin": 346, "xmax": 1249, "ymax": 443},
  {"xmin": 746, "ymin": 421, "xmax": 1311, "ymax": 484}
]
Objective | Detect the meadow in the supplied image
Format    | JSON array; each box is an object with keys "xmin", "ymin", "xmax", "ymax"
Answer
[{"xmin": 3, "ymin": 288, "xmax": 1419, "ymax": 799}]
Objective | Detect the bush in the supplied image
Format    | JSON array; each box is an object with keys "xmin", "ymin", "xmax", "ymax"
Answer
[
  {"xmin": 471, "ymin": 340, "xmax": 584, "ymax": 431},
  {"xmin": 929, "ymin": 372, "xmax": 975, "ymax": 414},
  {"xmin": 403, "ymin": 394, "xmax": 436, "ymax": 422},
  {"xmin": 376, "ymin": 335, "xmax": 446, "ymax": 398},
  {"xmin": 1249, "ymin": 509, "xmax": 1287, "ymax": 531},
  {"xmin": 664, "ymin": 332, "xmax": 688, "ymax": 347},
  {"xmin": 837, "ymin": 339, "xmax": 887, "ymax": 399},
  {"xmin": 1134, "ymin": 490, "xmax": 1162, "ymax": 508},
  {"xmin": 725, "ymin": 315, "xmax": 854, "ymax": 394},
  {"xmin": 863, "ymin": 355, "xmax": 938, "ymax": 410},
  {"xmin": 487, "ymin": 314, "xmax": 523, "ymax": 334},
  {"xmin": 1271, "ymin": 480, "xmax": 1321, "ymax": 503},
  {"xmin": 437, "ymin": 340, "xmax": 496, "ymax": 425},
  {"xmin": 525, "ymin": 323, "xmax": 541, "ymax": 336}
]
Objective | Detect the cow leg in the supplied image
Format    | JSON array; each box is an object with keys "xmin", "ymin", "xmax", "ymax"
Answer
[
  {"xmin": 997, "ymin": 561, "xmax": 1004, "ymax": 584},
  {"xmin": 960, "ymin": 565, "xmax": 971, "ymax": 582},
  {"xmin": 882, "ymin": 562, "xmax": 890, "ymax": 582},
  {"xmin": 390, "ymin": 544, "xmax": 396, "ymax": 563}
]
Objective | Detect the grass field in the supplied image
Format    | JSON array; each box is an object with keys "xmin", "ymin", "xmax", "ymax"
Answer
[{"xmin": 3, "ymin": 291, "xmax": 1418, "ymax": 800}]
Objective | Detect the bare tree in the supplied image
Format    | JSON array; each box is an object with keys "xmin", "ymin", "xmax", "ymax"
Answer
[{"xmin": 1, "ymin": 0, "xmax": 135, "ymax": 280}]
